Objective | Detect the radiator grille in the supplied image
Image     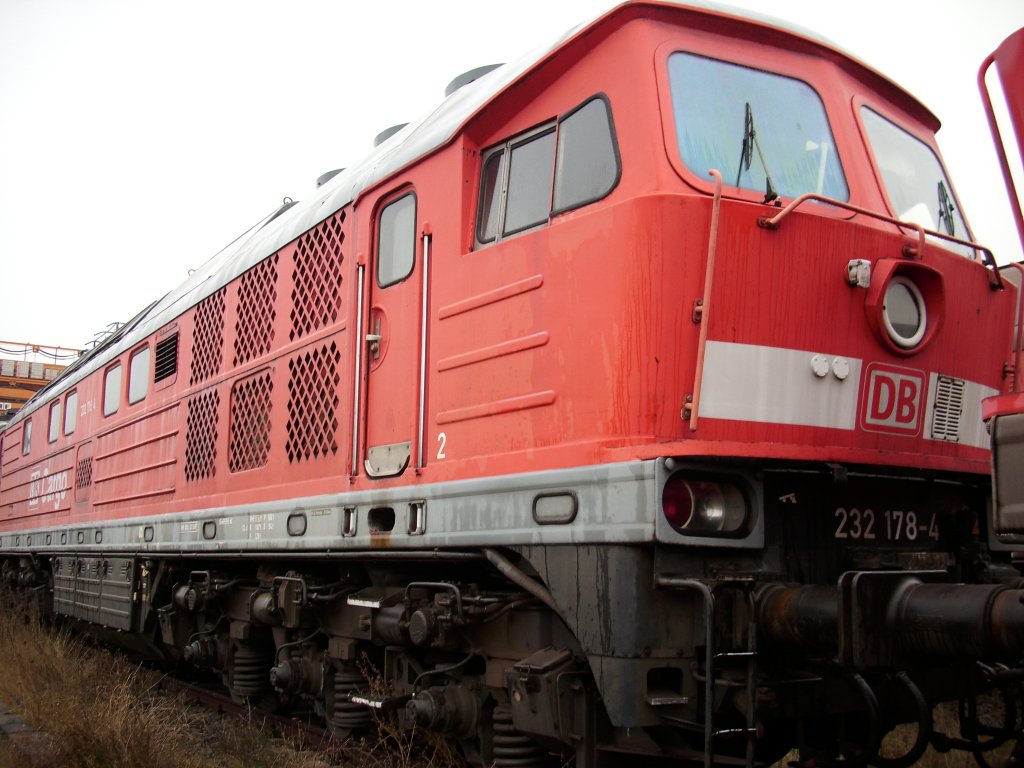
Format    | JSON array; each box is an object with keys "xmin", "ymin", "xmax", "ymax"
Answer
[
  {"xmin": 184, "ymin": 391, "xmax": 220, "ymax": 481},
  {"xmin": 190, "ymin": 289, "xmax": 226, "ymax": 386},
  {"xmin": 931, "ymin": 375, "xmax": 965, "ymax": 442},
  {"xmin": 290, "ymin": 212, "xmax": 345, "ymax": 342},
  {"xmin": 234, "ymin": 255, "xmax": 279, "ymax": 367},
  {"xmin": 286, "ymin": 342, "xmax": 341, "ymax": 463},
  {"xmin": 229, "ymin": 370, "xmax": 273, "ymax": 472}
]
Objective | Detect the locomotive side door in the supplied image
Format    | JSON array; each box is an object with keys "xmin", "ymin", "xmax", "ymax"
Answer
[{"xmin": 361, "ymin": 188, "xmax": 422, "ymax": 478}]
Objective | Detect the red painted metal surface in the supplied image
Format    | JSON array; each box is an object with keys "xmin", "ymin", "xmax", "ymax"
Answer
[{"xmin": 0, "ymin": 2, "xmax": 1013, "ymax": 529}]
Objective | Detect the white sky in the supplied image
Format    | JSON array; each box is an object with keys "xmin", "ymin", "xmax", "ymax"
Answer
[{"xmin": 1, "ymin": 0, "xmax": 1023, "ymax": 351}]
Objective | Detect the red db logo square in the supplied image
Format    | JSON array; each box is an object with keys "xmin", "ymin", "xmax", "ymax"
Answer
[{"xmin": 859, "ymin": 363, "xmax": 926, "ymax": 436}]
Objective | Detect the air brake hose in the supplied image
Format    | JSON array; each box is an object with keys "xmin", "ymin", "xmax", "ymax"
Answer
[{"xmin": 481, "ymin": 548, "xmax": 560, "ymax": 613}]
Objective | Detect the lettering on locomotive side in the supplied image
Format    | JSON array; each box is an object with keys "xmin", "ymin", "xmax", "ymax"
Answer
[
  {"xmin": 244, "ymin": 512, "xmax": 276, "ymax": 540},
  {"xmin": 859, "ymin": 363, "xmax": 926, "ymax": 436},
  {"xmin": 27, "ymin": 468, "xmax": 69, "ymax": 510}
]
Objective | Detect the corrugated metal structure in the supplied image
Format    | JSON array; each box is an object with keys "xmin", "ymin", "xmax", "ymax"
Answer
[{"xmin": 0, "ymin": 343, "xmax": 79, "ymax": 425}]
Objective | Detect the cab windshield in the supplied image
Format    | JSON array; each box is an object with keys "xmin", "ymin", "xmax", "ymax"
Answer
[
  {"xmin": 667, "ymin": 52, "xmax": 848, "ymax": 201},
  {"xmin": 860, "ymin": 107, "xmax": 972, "ymax": 256}
]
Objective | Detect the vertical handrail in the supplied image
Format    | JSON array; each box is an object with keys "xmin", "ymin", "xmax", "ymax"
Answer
[
  {"xmin": 656, "ymin": 575, "xmax": 716, "ymax": 768},
  {"xmin": 979, "ymin": 52, "xmax": 1024, "ymax": 255},
  {"xmin": 742, "ymin": 587, "xmax": 757, "ymax": 767},
  {"xmin": 689, "ymin": 169, "xmax": 723, "ymax": 432},
  {"xmin": 351, "ymin": 264, "xmax": 366, "ymax": 476},
  {"xmin": 1011, "ymin": 263, "xmax": 1024, "ymax": 393},
  {"xmin": 417, "ymin": 232, "xmax": 431, "ymax": 469}
]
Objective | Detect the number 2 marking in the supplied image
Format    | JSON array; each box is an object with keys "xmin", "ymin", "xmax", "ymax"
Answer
[{"xmin": 436, "ymin": 432, "xmax": 447, "ymax": 460}]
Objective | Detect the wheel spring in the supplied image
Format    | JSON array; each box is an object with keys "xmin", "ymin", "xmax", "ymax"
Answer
[
  {"xmin": 332, "ymin": 668, "xmax": 373, "ymax": 731},
  {"xmin": 232, "ymin": 645, "xmax": 271, "ymax": 698},
  {"xmin": 492, "ymin": 703, "xmax": 548, "ymax": 768}
]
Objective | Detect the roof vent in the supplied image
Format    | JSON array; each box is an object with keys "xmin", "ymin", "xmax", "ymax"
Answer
[
  {"xmin": 445, "ymin": 64, "xmax": 503, "ymax": 97},
  {"xmin": 374, "ymin": 124, "xmax": 408, "ymax": 147},
  {"xmin": 316, "ymin": 169, "xmax": 345, "ymax": 188}
]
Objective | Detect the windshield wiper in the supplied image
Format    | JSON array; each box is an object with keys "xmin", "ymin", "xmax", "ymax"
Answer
[
  {"xmin": 735, "ymin": 101, "xmax": 779, "ymax": 204},
  {"xmin": 937, "ymin": 180, "xmax": 956, "ymax": 236}
]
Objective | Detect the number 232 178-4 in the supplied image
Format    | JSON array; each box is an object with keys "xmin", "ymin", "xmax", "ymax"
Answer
[{"xmin": 833, "ymin": 507, "xmax": 939, "ymax": 543}]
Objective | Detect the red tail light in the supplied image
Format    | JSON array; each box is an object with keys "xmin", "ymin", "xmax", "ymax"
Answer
[{"xmin": 662, "ymin": 476, "xmax": 749, "ymax": 536}]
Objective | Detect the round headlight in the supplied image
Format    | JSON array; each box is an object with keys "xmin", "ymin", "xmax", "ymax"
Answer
[{"xmin": 882, "ymin": 276, "xmax": 926, "ymax": 349}]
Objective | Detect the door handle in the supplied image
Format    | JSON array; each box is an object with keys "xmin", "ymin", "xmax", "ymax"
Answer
[{"xmin": 366, "ymin": 317, "xmax": 382, "ymax": 359}]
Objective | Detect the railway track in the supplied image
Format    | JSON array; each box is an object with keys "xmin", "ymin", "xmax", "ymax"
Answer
[
  {"xmin": 149, "ymin": 665, "xmax": 463, "ymax": 768},
  {"xmin": 155, "ymin": 674, "xmax": 332, "ymax": 749}
]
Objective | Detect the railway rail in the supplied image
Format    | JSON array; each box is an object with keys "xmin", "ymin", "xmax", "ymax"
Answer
[{"xmin": 155, "ymin": 674, "xmax": 331, "ymax": 750}]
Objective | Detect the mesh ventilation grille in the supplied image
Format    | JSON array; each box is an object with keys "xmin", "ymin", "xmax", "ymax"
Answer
[
  {"xmin": 931, "ymin": 375, "xmax": 965, "ymax": 442},
  {"xmin": 286, "ymin": 342, "xmax": 341, "ymax": 463},
  {"xmin": 234, "ymin": 255, "xmax": 279, "ymax": 367},
  {"xmin": 290, "ymin": 212, "xmax": 345, "ymax": 342},
  {"xmin": 185, "ymin": 391, "xmax": 220, "ymax": 481},
  {"xmin": 229, "ymin": 370, "xmax": 273, "ymax": 472},
  {"xmin": 75, "ymin": 457, "xmax": 93, "ymax": 488},
  {"xmin": 190, "ymin": 289, "xmax": 226, "ymax": 386}
]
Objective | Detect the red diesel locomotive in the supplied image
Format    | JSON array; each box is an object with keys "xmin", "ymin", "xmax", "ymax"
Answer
[{"xmin": 3, "ymin": 3, "xmax": 1023, "ymax": 766}]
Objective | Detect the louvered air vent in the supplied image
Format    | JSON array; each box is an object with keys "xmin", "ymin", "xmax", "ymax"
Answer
[
  {"xmin": 931, "ymin": 375, "xmax": 965, "ymax": 442},
  {"xmin": 154, "ymin": 333, "xmax": 179, "ymax": 383}
]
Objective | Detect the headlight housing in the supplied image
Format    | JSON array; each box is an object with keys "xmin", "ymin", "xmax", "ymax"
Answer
[
  {"xmin": 662, "ymin": 476, "xmax": 750, "ymax": 536},
  {"xmin": 882, "ymin": 276, "xmax": 926, "ymax": 349}
]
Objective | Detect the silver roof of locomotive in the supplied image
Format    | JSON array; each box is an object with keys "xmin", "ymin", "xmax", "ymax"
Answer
[{"xmin": 11, "ymin": 1, "xmax": 919, "ymax": 423}]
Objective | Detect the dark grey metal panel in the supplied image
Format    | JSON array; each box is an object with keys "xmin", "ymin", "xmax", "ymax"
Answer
[
  {"xmin": 51, "ymin": 555, "xmax": 135, "ymax": 631},
  {"xmin": 994, "ymin": 411, "xmax": 1024, "ymax": 532},
  {"xmin": 52, "ymin": 556, "xmax": 76, "ymax": 618},
  {"xmin": 98, "ymin": 558, "xmax": 135, "ymax": 631}
]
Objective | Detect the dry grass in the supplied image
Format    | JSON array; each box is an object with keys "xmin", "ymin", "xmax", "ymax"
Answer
[
  {"xmin": 0, "ymin": 592, "xmax": 470, "ymax": 768},
  {"xmin": 0, "ymin": 594, "xmax": 334, "ymax": 768}
]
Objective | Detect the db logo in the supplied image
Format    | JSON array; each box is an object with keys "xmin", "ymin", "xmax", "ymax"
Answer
[{"xmin": 859, "ymin": 363, "xmax": 927, "ymax": 436}]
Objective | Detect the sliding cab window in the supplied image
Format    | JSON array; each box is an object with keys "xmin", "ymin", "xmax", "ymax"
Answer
[
  {"xmin": 477, "ymin": 95, "xmax": 620, "ymax": 246},
  {"xmin": 378, "ymin": 193, "xmax": 417, "ymax": 287},
  {"xmin": 129, "ymin": 345, "xmax": 151, "ymax": 404},
  {"xmin": 859, "ymin": 107, "xmax": 973, "ymax": 257},
  {"xmin": 22, "ymin": 418, "xmax": 32, "ymax": 456},
  {"xmin": 48, "ymin": 401, "xmax": 61, "ymax": 443},
  {"xmin": 64, "ymin": 390, "xmax": 78, "ymax": 436},
  {"xmin": 667, "ymin": 52, "xmax": 848, "ymax": 201},
  {"xmin": 103, "ymin": 362, "xmax": 122, "ymax": 416}
]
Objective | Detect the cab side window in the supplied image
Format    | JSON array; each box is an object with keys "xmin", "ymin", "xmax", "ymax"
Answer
[
  {"xmin": 377, "ymin": 193, "xmax": 417, "ymax": 287},
  {"xmin": 477, "ymin": 95, "xmax": 619, "ymax": 247},
  {"xmin": 48, "ymin": 401, "xmax": 61, "ymax": 443},
  {"xmin": 129, "ymin": 346, "xmax": 151, "ymax": 404},
  {"xmin": 64, "ymin": 391, "xmax": 78, "ymax": 436},
  {"xmin": 104, "ymin": 363, "xmax": 122, "ymax": 416}
]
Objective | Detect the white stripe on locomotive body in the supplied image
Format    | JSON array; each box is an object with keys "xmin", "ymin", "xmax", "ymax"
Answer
[
  {"xmin": 697, "ymin": 340, "xmax": 994, "ymax": 448},
  {"xmin": 698, "ymin": 341, "xmax": 863, "ymax": 431}
]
